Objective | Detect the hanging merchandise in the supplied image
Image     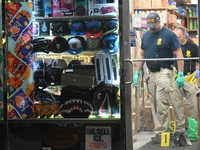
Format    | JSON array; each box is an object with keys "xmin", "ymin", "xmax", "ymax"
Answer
[
  {"xmin": 71, "ymin": 21, "xmax": 87, "ymax": 35},
  {"xmin": 51, "ymin": 21, "xmax": 71, "ymax": 36},
  {"xmin": 68, "ymin": 36, "xmax": 86, "ymax": 55},
  {"xmin": 45, "ymin": 59, "xmax": 67, "ymax": 86},
  {"xmin": 33, "ymin": 37, "xmax": 51, "ymax": 53},
  {"xmin": 86, "ymin": 37, "xmax": 102, "ymax": 50},
  {"xmin": 51, "ymin": 36, "xmax": 68, "ymax": 53},
  {"xmin": 103, "ymin": 19, "xmax": 118, "ymax": 35},
  {"xmin": 86, "ymin": 20, "xmax": 103, "ymax": 39},
  {"xmin": 92, "ymin": 82, "xmax": 119, "ymax": 117},
  {"xmin": 94, "ymin": 52, "xmax": 119, "ymax": 85},
  {"xmin": 102, "ymin": 34, "xmax": 119, "ymax": 54},
  {"xmin": 60, "ymin": 85, "xmax": 93, "ymax": 118}
]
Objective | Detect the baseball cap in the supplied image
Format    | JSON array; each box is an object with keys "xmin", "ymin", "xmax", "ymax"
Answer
[
  {"xmin": 33, "ymin": 38, "xmax": 51, "ymax": 53},
  {"xmin": 49, "ymin": 59, "xmax": 68, "ymax": 70},
  {"xmin": 51, "ymin": 36, "xmax": 68, "ymax": 53},
  {"xmin": 68, "ymin": 36, "xmax": 85, "ymax": 55},
  {"xmin": 102, "ymin": 35, "xmax": 119, "ymax": 54},
  {"xmin": 46, "ymin": 67, "xmax": 63, "ymax": 86},
  {"xmin": 68, "ymin": 59, "xmax": 81, "ymax": 69},
  {"xmin": 71, "ymin": 21, "xmax": 86, "ymax": 35},
  {"xmin": 33, "ymin": 60, "xmax": 48, "ymax": 89},
  {"xmin": 33, "ymin": 60, "xmax": 46, "ymax": 72},
  {"xmin": 103, "ymin": 19, "xmax": 118, "ymax": 35},
  {"xmin": 51, "ymin": 22, "xmax": 70, "ymax": 36},
  {"xmin": 86, "ymin": 37, "xmax": 102, "ymax": 50},
  {"xmin": 146, "ymin": 12, "xmax": 160, "ymax": 28},
  {"xmin": 86, "ymin": 20, "xmax": 103, "ymax": 39}
]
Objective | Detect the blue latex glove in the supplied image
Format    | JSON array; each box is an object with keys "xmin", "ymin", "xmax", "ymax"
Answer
[
  {"xmin": 194, "ymin": 70, "xmax": 200, "ymax": 78},
  {"xmin": 176, "ymin": 72, "xmax": 184, "ymax": 89},
  {"xmin": 133, "ymin": 70, "xmax": 140, "ymax": 87}
]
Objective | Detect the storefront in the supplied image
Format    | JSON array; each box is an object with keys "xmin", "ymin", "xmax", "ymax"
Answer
[
  {"xmin": 0, "ymin": 0, "xmax": 199, "ymax": 150},
  {"xmin": 1, "ymin": 0, "xmax": 133, "ymax": 150}
]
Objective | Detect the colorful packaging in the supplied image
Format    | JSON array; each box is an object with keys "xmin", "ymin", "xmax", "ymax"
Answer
[{"xmin": 9, "ymin": 89, "xmax": 34, "ymax": 118}]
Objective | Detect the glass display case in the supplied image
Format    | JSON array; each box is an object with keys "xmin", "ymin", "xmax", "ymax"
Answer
[{"xmin": 3, "ymin": 0, "xmax": 133, "ymax": 150}]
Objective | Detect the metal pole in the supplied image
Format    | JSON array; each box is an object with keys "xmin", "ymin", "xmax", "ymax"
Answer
[
  {"xmin": 125, "ymin": 57, "xmax": 199, "ymax": 62},
  {"xmin": 198, "ymin": 0, "xmax": 200, "ymax": 68}
]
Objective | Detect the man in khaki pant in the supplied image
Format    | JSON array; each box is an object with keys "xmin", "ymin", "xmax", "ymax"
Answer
[
  {"xmin": 133, "ymin": 12, "xmax": 184, "ymax": 143},
  {"xmin": 173, "ymin": 26, "xmax": 198, "ymax": 133}
]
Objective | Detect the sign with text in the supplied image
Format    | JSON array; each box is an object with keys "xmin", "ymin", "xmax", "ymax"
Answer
[{"xmin": 85, "ymin": 126, "xmax": 111, "ymax": 150}]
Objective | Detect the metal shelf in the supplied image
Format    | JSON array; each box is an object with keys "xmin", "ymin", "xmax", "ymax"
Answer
[
  {"xmin": 34, "ymin": 15, "xmax": 118, "ymax": 22},
  {"xmin": 7, "ymin": 118, "xmax": 120, "ymax": 124},
  {"xmin": 0, "ymin": 119, "xmax": 3, "ymax": 124}
]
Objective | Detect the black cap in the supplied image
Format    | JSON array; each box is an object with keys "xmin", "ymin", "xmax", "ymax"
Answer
[{"xmin": 146, "ymin": 12, "xmax": 160, "ymax": 28}]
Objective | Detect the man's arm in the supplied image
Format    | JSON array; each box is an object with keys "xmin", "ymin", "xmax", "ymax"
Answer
[
  {"xmin": 136, "ymin": 49, "xmax": 146, "ymax": 71},
  {"xmin": 173, "ymin": 47, "xmax": 184, "ymax": 72}
]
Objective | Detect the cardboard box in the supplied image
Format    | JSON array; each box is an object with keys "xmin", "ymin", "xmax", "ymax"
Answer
[
  {"xmin": 132, "ymin": 113, "xmax": 138, "ymax": 134},
  {"xmin": 169, "ymin": 14, "xmax": 177, "ymax": 24},
  {"xmin": 152, "ymin": 0, "xmax": 162, "ymax": 8},
  {"xmin": 143, "ymin": 106, "xmax": 154, "ymax": 131},
  {"xmin": 142, "ymin": 0, "xmax": 151, "ymax": 8},
  {"xmin": 61, "ymin": 73, "xmax": 94, "ymax": 88},
  {"xmin": 151, "ymin": 0, "xmax": 168, "ymax": 8},
  {"xmin": 134, "ymin": 0, "xmax": 143, "ymax": 8}
]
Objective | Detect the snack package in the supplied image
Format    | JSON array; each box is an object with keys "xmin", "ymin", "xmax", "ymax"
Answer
[
  {"xmin": 9, "ymin": 89, "xmax": 34, "ymax": 118},
  {"xmin": 7, "ymin": 10, "xmax": 31, "ymax": 41},
  {"xmin": 7, "ymin": 52, "xmax": 27, "ymax": 79}
]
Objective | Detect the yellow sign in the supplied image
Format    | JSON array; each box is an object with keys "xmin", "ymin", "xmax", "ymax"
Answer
[
  {"xmin": 161, "ymin": 132, "xmax": 170, "ymax": 147},
  {"xmin": 170, "ymin": 121, "xmax": 176, "ymax": 133}
]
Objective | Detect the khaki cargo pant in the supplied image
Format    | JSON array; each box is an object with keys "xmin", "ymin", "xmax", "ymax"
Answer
[
  {"xmin": 173, "ymin": 74, "xmax": 198, "ymax": 132},
  {"xmin": 148, "ymin": 68, "xmax": 175, "ymax": 135}
]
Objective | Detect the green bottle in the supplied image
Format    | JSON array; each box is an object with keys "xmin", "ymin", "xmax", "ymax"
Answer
[
  {"xmin": 193, "ymin": 19, "xmax": 197, "ymax": 30},
  {"xmin": 188, "ymin": 6, "xmax": 192, "ymax": 17},
  {"xmin": 189, "ymin": 19, "xmax": 193, "ymax": 30}
]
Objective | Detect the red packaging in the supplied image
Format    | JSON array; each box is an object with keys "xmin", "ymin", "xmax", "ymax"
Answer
[{"xmin": 7, "ymin": 52, "xmax": 27, "ymax": 79}]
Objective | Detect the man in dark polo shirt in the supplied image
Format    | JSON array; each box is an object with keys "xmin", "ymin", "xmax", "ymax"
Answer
[
  {"xmin": 173, "ymin": 26, "xmax": 198, "ymax": 133},
  {"xmin": 133, "ymin": 12, "xmax": 184, "ymax": 143}
]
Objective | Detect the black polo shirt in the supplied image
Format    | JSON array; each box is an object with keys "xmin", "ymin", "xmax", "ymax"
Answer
[{"xmin": 141, "ymin": 27, "xmax": 181, "ymax": 72}]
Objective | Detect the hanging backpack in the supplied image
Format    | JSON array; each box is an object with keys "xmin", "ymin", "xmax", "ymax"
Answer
[
  {"xmin": 92, "ymin": 83, "xmax": 119, "ymax": 116},
  {"xmin": 60, "ymin": 85, "xmax": 93, "ymax": 118}
]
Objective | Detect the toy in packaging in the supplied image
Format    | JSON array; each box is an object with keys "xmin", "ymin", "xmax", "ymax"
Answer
[{"xmin": 52, "ymin": 0, "xmax": 75, "ymax": 17}]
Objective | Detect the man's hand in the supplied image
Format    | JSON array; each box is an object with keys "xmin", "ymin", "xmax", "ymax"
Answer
[
  {"xmin": 176, "ymin": 72, "xmax": 184, "ymax": 88},
  {"xmin": 133, "ymin": 70, "xmax": 140, "ymax": 87}
]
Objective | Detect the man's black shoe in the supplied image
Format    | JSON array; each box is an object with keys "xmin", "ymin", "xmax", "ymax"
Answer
[
  {"xmin": 173, "ymin": 132, "xmax": 187, "ymax": 147},
  {"xmin": 151, "ymin": 134, "xmax": 161, "ymax": 144}
]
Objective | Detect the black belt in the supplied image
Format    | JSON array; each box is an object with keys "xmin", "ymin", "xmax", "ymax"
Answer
[{"xmin": 149, "ymin": 66, "xmax": 173, "ymax": 72}]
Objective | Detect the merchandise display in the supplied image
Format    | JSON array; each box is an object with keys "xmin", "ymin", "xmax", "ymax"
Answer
[
  {"xmin": 71, "ymin": 21, "xmax": 87, "ymax": 35},
  {"xmin": 68, "ymin": 36, "xmax": 86, "ymax": 55},
  {"xmin": 3, "ymin": 1, "xmax": 134, "ymax": 150},
  {"xmin": 30, "ymin": 0, "xmax": 120, "ymax": 120},
  {"xmin": 86, "ymin": 20, "xmax": 103, "ymax": 38},
  {"xmin": 51, "ymin": 21, "xmax": 71, "ymax": 36}
]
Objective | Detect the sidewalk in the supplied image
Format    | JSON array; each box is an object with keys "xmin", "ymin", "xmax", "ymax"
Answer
[{"xmin": 133, "ymin": 131, "xmax": 199, "ymax": 150}]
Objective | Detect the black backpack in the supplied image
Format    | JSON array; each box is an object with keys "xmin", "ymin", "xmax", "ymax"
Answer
[
  {"xmin": 60, "ymin": 85, "xmax": 93, "ymax": 118},
  {"xmin": 91, "ymin": 82, "xmax": 119, "ymax": 116}
]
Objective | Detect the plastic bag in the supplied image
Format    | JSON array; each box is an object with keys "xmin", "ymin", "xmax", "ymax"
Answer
[{"xmin": 187, "ymin": 118, "xmax": 198, "ymax": 141}]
